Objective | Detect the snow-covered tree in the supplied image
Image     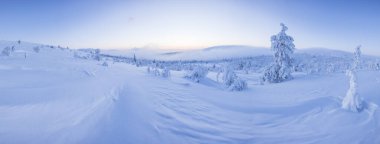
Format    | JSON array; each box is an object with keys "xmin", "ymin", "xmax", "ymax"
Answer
[
  {"xmin": 147, "ymin": 66, "xmax": 151, "ymax": 73},
  {"xmin": 33, "ymin": 46, "xmax": 40, "ymax": 53},
  {"xmin": 342, "ymin": 46, "xmax": 365, "ymax": 112},
  {"xmin": 342, "ymin": 70, "xmax": 363, "ymax": 112},
  {"xmin": 223, "ymin": 66, "xmax": 237, "ymax": 86},
  {"xmin": 216, "ymin": 70, "xmax": 221, "ymax": 82},
  {"xmin": 262, "ymin": 23, "xmax": 295, "ymax": 83},
  {"xmin": 133, "ymin": 54, "xmax": 137, "ymax": 64},
  {"xmin": 222, "ymin": 65, "xmax": 247, "ymax": 91},
  {"xmin": 353, "ymin": 45, "xmax": 361, "ymax": 70},
  {"xmin": 161, "ymin": 67, "xmax": 171, "ymax": 78},
  {"xmin": 102, "ymin": 61, "xmax": 108, "ymax": 67},
  {"xmin": 93, "ymin": 49, "xmax": 100, "ymax": 61},
  {"xmin": 1, "ymin": 47, "xmax": 11, "ymax": 56},
  {"xmin": 153, "ymin": 67, "xmax": 160, "ymax": 76},
  {"xmin": 229, "ymin": 77, "xmax": 247, "ymax": 91},
  {"xmin": 185, "ymin": 66, "xmax": 208, "ymax": 83}
]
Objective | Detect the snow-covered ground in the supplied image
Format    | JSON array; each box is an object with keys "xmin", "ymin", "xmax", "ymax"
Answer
[{"xmin": 1, "ymin": 41, "xmax": 380, "ymax": 143}]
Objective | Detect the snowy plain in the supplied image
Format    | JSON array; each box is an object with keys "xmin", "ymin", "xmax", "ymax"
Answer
[{"xmin": 1, "ymin": 41, "xmax": 380, "ymax": 144}]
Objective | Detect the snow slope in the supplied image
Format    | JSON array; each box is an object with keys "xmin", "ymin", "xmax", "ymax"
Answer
[{"xmin": 1, "ymin": 42, "xmax": 380, "ymax": 143}]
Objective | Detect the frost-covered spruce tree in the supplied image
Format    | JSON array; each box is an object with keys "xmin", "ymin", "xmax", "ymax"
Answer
[
  {"xmin": 262, "ymin": 23, "xmax": 295, "ymax": 83},
  {"xmin": 353, "ymin": 45, "xmax": 361, "ymax": 70},
  {"xmin": 133, "ymin": 54, "xmax": 137, "ymax": 64},
  {"xmin": 342, "ymin": 46, "xmax": 364, "ymax": 112},
  {"xmin": 342, "ymin": 70, "xmax": 363, "ymax": 112}
]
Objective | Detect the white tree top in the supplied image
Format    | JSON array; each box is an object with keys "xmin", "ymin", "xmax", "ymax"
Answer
[{"xmin": 280, "ymin": 23, "xmax": 288, "ymax": 33}]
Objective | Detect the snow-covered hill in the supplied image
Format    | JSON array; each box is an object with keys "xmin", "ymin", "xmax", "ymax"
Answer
[
  {"xmin": 1, "ymin": 41, "xmax": 380, "ymax": 143},
  {"xmin": 103, "ymin": 45, "xmax": 271, "ymax": 61},
  {"xmin": 103, "ymin": 45, "xmax": 379, "ymax": 61}
]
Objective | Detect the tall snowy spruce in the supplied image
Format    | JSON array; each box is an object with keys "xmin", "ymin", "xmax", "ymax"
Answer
[
  {"xmin": 262, "ymin": 23, "xmax": 295, "ymax": 83},
  {"xmin": 353, "ymin": 45, "xmax": 361, "ymax": 70},
  {"xmin": 342, "ymin": 45, "xmax": 364, "ymax": 112}
]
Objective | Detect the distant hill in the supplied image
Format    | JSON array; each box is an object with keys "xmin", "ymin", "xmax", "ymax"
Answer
[{"xmin": 103, "ymin": 45, "xmax": 379, "ymax": 61}]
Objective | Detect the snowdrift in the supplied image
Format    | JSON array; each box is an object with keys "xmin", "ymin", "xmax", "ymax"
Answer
[{"xmin": 1, "ymin": 41, "xmax": 380, "ymax": 143}]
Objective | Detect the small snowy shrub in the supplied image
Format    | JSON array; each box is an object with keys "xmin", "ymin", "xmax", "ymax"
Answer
[
  {"xmin": 262, "ymin": 64, "xmax": 293, "ymax": 83},
  {"xmin": 153, "ymin": 68, "xmax": 160, "ymax": 76},
  {"xmin": 147, "ymin": 66, "xmax": 151, "ymax": 73},
  {"xmin": 102, "ymin": 61, "xmax": 108, "ymax": 67},
  {"xmin": 216, "ymin": 70, "xmax": 221, "ymax": 82},
  {"xmin": 1, "ymin": 47, "xmax": 11, "ymax": 56},
  {"xmin": 223, "ymin": 66, "xmax": 247, "ymax": 91},
  {"xmin": 33, "ymin": 46, "xmax": 40, "ymax": 53},
  {"xmin": 74, "ymin": 51, "xmax": 87, "ymax": 59},
  {"xmin": 147, "ymin": 66, "xmax": 161, "ymax": 76},
  {"xmin": 262, "ymin": 23, "xmax": 295, "ymax": 83},
  {"xmin": 185, "ymin": 66, "xmax": 208, "ymax": 83},
  {"xmin": 229, "ymin": 77, "xmax": 247, "ymax": 91},
  {"xmin": 342, "ymin": 70, "xmax": 363, "ymax": 112},
  {"xmin": 223, "ymin": 66, "xmax": 237, "ymax": 86},
  {"xmin": 161, "ymin": 67, "xmax": 171, "ymax": 78},
  {"xmin": 92, "ymin": 49, "xmax": 101, "ymax": 61}
]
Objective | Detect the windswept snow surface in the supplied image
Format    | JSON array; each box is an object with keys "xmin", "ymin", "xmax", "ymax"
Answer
[{"xmin": 1, "ymin": 42, "xmax": 380, "ymax": 143}]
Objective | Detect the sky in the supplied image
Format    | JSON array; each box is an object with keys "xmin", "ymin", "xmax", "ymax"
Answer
[{"xmin": 0, "ymin": 0, "xmax": 379, "ymax": 54}]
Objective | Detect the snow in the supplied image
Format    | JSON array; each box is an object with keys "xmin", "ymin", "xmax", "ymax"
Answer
[
  {"xmin": 102, "ymin": 45, "xmax": 272, "ymax": 61},
  {"xmin": 1, "ymin": 41, "xmax": 380, "ymax": 143}
]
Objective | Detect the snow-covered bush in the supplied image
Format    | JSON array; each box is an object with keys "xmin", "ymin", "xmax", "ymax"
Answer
[
  {"xmin": 262, "ymin": 23, "xmax": 295, "ymax": 83},
  {"xmin": 229, "ymin": 77, "xmax": 247, "ymax": 91},
  {"xmin": 33, "ymin": 46, "xmax": 40, "ymax": 53},
  {"xmin": 261, "ymin": 64, "xmax": 290, "ymax": 83},
  {"xmin": 1, "ymin": 47, "xmax": 11, "ymax": 56},
  {"xmin": 153, "ymin": 68, "xmax": 160, "ymax": 76},
  {"xmin": 216, "ymin": 70, "xmax": 221, "ymax": 82},
  {"xmin": 342, "ymin": 70, "xmax": 363, "ymax": 112},
  {"xmin": 161, "ymin": 67, "xmax": 171, "ymax": 78},
  {"xmin": 147, "ymin": 66, "xmax": 161, "ymax": 77},
  {"xmin": 102, "ymin": 61, "xmax": 108, "ymax": 67},
  {"xmin": 223, "ymin": 66, "xmax": 237, "ymax": 86},
  {"xmin": 89, "ymin": 49, "xmax": 101, "ymax": 61},
  {"xmin": 222, "ymin": 66, "xmax": 247, "ymax": 91},
  {"xmin": 185, "ymin": 66, "xmax": 208, "ymax": 83},
  {"xmin": 74, "ymin": 51, "xmax": 87, "ymax": 59},
  {"xmin": 147, "ymin": 66, "xmax": 151, "ymax": 73}
]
